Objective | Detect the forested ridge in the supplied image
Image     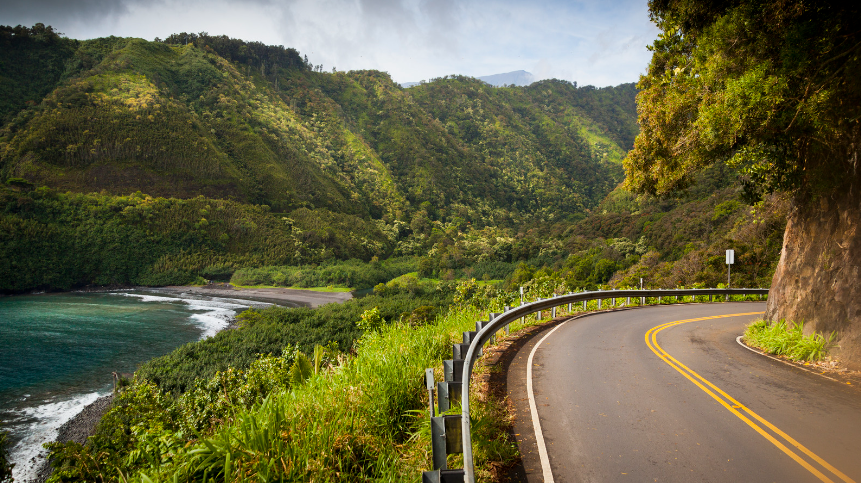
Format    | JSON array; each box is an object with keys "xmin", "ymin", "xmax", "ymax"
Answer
[
  {"xmin": 0, "ymin": 25, "xmax": 786, "ymax": 297},
  {"xmin": 0, "ymin": 25, "xmax": 651, "ymax": 292},
  {"xmin": 0, "ymin": 27, "xmax": 631, "ymax": 220}
]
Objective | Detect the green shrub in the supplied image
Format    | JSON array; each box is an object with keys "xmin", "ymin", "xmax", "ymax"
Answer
[
  {"xmin": 744, "ymin": 320, "xmax": 837, "ymax": 361},
  {"xmin": 0, "ymin": 431, "xmax": 13, "ymax": 483},
  {"xmin": 230, "ymin": 257, "xmax": 417, "ymax": 290}
]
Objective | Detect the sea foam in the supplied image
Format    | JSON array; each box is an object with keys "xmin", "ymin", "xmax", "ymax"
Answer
[
  {"xmin": 119, "ymin": 292, "xmax": 271, "ymax": 339},
  {"xmin": 7, "ymin": 391, "xmax": 105, "ymax": 482}
]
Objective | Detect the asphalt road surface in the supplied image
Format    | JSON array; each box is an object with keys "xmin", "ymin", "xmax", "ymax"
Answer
[{"xmin": 506, "ymin": 302, "xmax": 861, "ymax": 482}]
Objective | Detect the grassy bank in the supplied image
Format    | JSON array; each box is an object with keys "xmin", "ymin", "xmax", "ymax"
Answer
[
  {"xmin": 744, "ymin": 320, "xmax": 837, "ymax": 362},
  {"xmin": 44, "ymin": 280, "xmax": 517, "ymax": 482}
]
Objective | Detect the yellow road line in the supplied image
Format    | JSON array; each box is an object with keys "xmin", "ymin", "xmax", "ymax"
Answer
[{"xmin": 645, "ymin": 312, "xmax": 855, "ymax": 483}]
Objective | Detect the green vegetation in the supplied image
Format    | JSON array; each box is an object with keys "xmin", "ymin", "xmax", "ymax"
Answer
[
  {"xmin": 44, "ymin": 281, "xmax": 516, "ymax": 482},
  {"xmin": 0, "ymin": 24, "xmax": 77, "ymax": 124},
  {"xmin": 626, "ymin": 0, "xmax": 861, "ymax": 203},
  {"xmin": 0, "ymin": 26, "xmax": 651, "ymax": 293},
  {"xmin": 744, "ymin": 320, "xmax": 837, "ymax": 362},
  {"xmin": 136, "ymin": 282, "xmax": 454, "ymax": 395},
  {"xmin": 0, "ymin": 430, "xmax": 13, "ymax": 483},
  {"xmin": 1, "ymin": 28, "xmax": 632, "ymax": 223},
  {"xmin": 0, "ymin": 186, "xmax": 390, "ymax": 292},
  {"xmin": 230, "ymin": 257, "xmax": 416, "ymax": 290}
]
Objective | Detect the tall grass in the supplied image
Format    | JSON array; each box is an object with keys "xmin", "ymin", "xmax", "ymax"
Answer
[
  {"xmin": 744, "ymin": 320, "xmax": 837, "ymax": 361},
  {"xmin": 132, "ymin": 306, "xmax": 511, "ymax": 482}
]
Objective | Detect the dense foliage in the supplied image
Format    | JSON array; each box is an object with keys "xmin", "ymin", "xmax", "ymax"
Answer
[
  {"xmin": 0, "ymin": 24, "xmax": 77, "ymax": 123},
  {"xmin": 137, "ymin": 281, "xmax": 454, "ymax": 394},
  {"xmin": 0, "ymin": 26, "xmax": 648, "ymax": 292},
  {"xmin": 0, "ymin": 186, "xmax": 390, "ymax": 292},
  {"xmin": 44, "ymin": 282, "xmax": 516, "ymax": 482},
  {"xmin": 230, "ymin": 256, "xmax": 416, "ymax": 289},
  {"xmin": 0, "ymin": 28, "xmax": 634, "ymax": 224},
  {"xmin": 626, "ymin": 0, "xmax": 861, "ymax": 203}
]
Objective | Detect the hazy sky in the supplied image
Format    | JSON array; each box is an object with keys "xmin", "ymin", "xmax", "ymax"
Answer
[{"xmin": 1, "ymin": 0, "xmax": 659, "ymax": 87}]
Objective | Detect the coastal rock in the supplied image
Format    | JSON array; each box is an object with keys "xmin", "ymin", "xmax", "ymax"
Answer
[{"xmin": 30, "ymin": 395, "xmax": 114, "ymax": 483}]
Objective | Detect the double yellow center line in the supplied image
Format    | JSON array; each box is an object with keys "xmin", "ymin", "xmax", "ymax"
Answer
[{"xmin": 645, "ymin": 312, "xmax": 854, "ymax": 483}]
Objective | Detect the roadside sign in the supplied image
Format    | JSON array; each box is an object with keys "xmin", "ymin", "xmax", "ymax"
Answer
[{"xmin": 726, "ymin": 249, "xmax": 735, "ymax": 265}]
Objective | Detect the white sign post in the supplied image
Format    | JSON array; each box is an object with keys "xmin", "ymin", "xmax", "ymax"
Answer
[{"xmin": 726, "ymin": 249, "xmax": 735, "ymax": 288}]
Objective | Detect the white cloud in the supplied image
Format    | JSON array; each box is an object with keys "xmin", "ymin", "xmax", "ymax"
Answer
[{"xmin": 0, "ymin": 0, "xmax": 659, "ymax": 86}]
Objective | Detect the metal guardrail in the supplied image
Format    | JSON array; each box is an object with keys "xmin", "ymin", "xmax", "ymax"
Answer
[{"xmin": 422, "ymin": 287, "xmax": 769, "ymax": 482}]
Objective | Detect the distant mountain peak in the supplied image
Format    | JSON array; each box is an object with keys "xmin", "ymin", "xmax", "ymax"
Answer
[
  {"xmin": 477, "ymin": 70, "xmax": 535, "ymax": 87},
  {"xmin": 401, "ymin": 70, "xmax": 535, "ymax": 88}
]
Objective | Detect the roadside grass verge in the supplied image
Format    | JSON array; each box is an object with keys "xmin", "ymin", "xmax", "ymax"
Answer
[{"xmin": 743, "ymin": 320, "xmax": 837, "ymax": 362}]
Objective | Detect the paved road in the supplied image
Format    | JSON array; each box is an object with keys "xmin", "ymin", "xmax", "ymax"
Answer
[{"xmin": 506, "ymin": 303, "xmax": 861, "ymax": 482}]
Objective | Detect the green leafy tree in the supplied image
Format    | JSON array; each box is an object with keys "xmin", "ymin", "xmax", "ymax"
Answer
[
  {"xmin": 357, "ymin": 307, "xmax": 385, "ymax": 332},
  {"xmin": 626, "ymin": 0, "xmax": 861, "ymax": 367}
]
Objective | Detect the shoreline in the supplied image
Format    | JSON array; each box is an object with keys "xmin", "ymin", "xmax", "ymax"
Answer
[
  {"xmin": 148, "ymin": 284, "xmax": 353, "ymax": 308},
  {"xmin": 30, "ymin": 395, "xmax": 115, "ymax": 483},
  {"xmin": 2, "ymin": 284, "xmax": 354, "ymax": 309},
  {"xmin": 17, "ymin": 285, "xmax": 352, "ymax": 482}
]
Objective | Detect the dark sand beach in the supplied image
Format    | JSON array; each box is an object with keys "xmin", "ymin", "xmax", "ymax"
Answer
[{"xmin": 151, "ymin": 284, "xmax": 353, "ymax": 308}]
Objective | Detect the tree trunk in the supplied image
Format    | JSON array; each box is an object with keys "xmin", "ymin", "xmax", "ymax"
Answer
[{"xmin": 767, "ymin": 179, "xmax": 861, "ymax": 369}]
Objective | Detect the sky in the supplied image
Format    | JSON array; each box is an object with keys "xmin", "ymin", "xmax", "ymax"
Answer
[{"xmin": 0, "ymin": 0, "xmax": 660, "ymax": 87}]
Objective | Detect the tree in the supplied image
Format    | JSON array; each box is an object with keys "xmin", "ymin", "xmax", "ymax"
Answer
[{"xmin": 626, "ymin": 0, "xmax": 861, "ymax": 367}]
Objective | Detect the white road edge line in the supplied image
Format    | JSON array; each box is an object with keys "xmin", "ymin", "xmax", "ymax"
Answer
[
  {"xmin": 735, "ymin": 336, "xmax": 840, "ymax": 383},
  {"xmin": 527, "ymin": 321, "xmax": 569, "ymax": 483}
]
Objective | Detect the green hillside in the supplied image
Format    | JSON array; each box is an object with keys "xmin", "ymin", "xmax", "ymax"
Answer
[
  {"xmin": 0, "ymin": 29, "xmax": 633, "ymax": 224},
  {"xmin": 0, "ymin": 28, "xmax": 643, "ymax": 292}
]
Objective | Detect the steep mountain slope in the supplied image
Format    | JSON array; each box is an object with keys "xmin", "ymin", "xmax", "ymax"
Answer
[{"xmin": 0, "ymin": 30, "xmax": 636, "ymax": 226}]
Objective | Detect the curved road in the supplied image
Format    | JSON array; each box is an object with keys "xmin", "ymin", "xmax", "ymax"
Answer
[{"xmin": 506, "ymin": 303, "xmax": 861, "ymax": 482}]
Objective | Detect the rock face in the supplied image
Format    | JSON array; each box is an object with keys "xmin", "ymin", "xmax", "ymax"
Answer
[{"xmin": 767, "ymin": 185, "xmax": 861, "ymax": 369}]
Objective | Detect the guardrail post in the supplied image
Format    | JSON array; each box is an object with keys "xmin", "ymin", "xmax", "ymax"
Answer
[
  {"xmin": 443, "ymin": 359, "xmax": 464, "ymax": 382},
  {"xmin": 425, "ymin": 368, "xmax": 435, "ymax": 419},
  {"xmin": 430, "ymin": 415, "xmax": 462, "ymax": 470},
  {"xmin": 422, "ymin": 470, "xmax": 467, "ymax": 483},
  {"xmin": 437, "ymin": 380, "xmax": 462, "ymax": 414},
  {"xmin": 504, "ymin": 306, "xmax": 511, "ymax": 334}
]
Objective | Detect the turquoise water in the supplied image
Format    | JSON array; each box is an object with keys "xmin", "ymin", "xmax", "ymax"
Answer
[{"xmin": 0, "ymin": 291, "xmax": 263, "ymax": 481}]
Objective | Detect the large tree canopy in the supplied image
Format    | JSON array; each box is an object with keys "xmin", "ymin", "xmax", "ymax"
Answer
[
  {"xmin": 625, "ymin": 0, "xmax": 861, "ymax": 202},
  {"xmin": 627, "ymin": 0, "xmax": 861, "ymax": 368}
]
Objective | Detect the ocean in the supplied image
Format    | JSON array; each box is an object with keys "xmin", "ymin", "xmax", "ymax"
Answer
[{"xmin": 0, "ymin": 290, "xmax": 274, "ymax": 481}]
